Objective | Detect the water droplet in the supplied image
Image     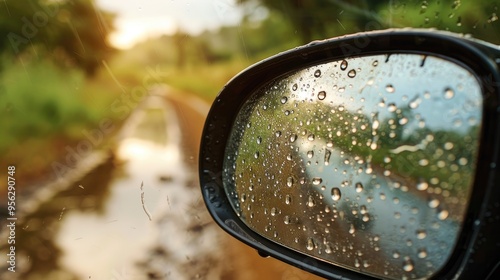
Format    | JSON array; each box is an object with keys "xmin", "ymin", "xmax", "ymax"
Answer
[
  {"xmin": 417, "ymin": 180, "xmax": 428, "ymax": 191},
  {"xmin": 314, "ymin": 69, "xmax": 321, "ymax": 77},
  {"xmin": 437, "ymin": 209, "xmax": 449, "ymax": 220},
  {"xmin": 285, "ymin": 195, "xmax": 292, "ymax": 205},
  {"xmin": 275, "ymin": 131, "xmax": 282, "ymax": 137},
  {"xmin": 270, "ymin": 207, "xmax": 277, "ymax": 216},
  {"xmin": 306, "ymin": 238, "xmax": 315, "ymax": 250},
  {"xmin": 340, "ymin": 60, "xmax": 348, "ymax": 70},
  {"xmin": 354, "ymin": 258, "xmax": 361, "ymax": 268},
  {"xmin": 256, "ymin": 136, "xmax": 262, "ymax": 144},
  {"xmin": 284, "ymin": 215, "xmax": 291, "ymax": 224},
  {"xmin": 331, "ymin": 188, "xmax": 341, "ymax": 201},
  {"xmin": 372, "ymin": 119, "xmax": 380, "ymax": 130},
  {"xmin": 365, "ymin": 164, "xmax": 373, "ymax": 174},
  {"xmin": 362, "ymin": 214, "xmax": 370, "ymax": 222},
  {"xmin": 347, "ymin": 69, "xmax": 356, "ymax": 78},
  {"xmin": 403, "ymin": 258, "xmax": 414, "ymax": 272},
  {"xmin": 419, "ymin": 159, "xmax": 429, "ymax": 166},
  {"xmin": 324, "ymin": 149, "xmax": 332, "ymax": 165},
  {"xmin": 292, "ymin": 83, "xmax": 298, "ymax": 91},
  {"xmin": 312, "ymin": 177, "xmax": 323, "ymax": 185},
  {"xmin": 287, "ymin": 177, "xmax": 294, "ymax": 187},
  {"xmin": 428, "ymin": 198, "xmax": 440, "ymax": 208},
  {"xmin": 307, "ymin": 150, "xmax": 314, "ymax": 158},
  {"xmin": 308, "ymin": 134, "xmax": 315, "ymax": 141},
  {"xmin": 318, "ymin": 91, "xmax": 326, "ymax": 100},
  {"xmin": 280, "ymin": 96, "xmax": 288, "ymax": 104},
  {"xmin": 349, "ymin": 224, "xmax": 356, "ymax": 234},
  {"xmin": 290, "ymin": 134, "xmax": 297, "ymax": 143},
  {"xmin": 488, "ymin": 12, "xmax": 499, "ymax": 23},
  {"xmin": 392, "ymin": 250, "xmax": 400, "ymax": 259},
  {"xmin": 254, "ymin": 151, "xmax": 260, "ymax": 159},
  {"xmin": 386, "ymin": 84, "xmax": 395, "ymax": 93},
  {"xmin": 325, "ymin": 244, "xmax": 332, "ymax": 254},
  {"xmin": 444, "ymin": 87, "xmax": 455, "ymax": 99},
  {"xmin": 418, "ymin": 248, "xmax": 428, "ymax": 259},
  {"xmin": 458, "ymin": 157, "xmax": 468, "ymax": 166},
  {"xmin": 409, "ymin": 96, "xmax": 421, "ymax": 109},
  {"xmin": 355, "ymin": 182, "xmax": 364, "ymax": 193},
  {"xmin": 372, "ymin": 60, "xmax": 379, "ymax": 67},
  {"xmin": 307, "ymin": 195, "xmax": 316, "ymax": 207},
  {"xmin": 444, "ymin": 142, "xmax": 454, "ymax": 150},
  {"xmin": 388, "ymin": 103, "xmax": 397, "ymax": 112},
  {"xmin": 416, "ymin": 229, "xmax": 427, "ymax": 239}
]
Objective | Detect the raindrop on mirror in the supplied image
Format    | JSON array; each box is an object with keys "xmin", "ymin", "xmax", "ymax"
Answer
[
  {"xmin": 223, "ymin": 53, "xmax": 482, "ymax": 280},
  {"xmin": 331, "ymin": 187, "xmax": 341, "ymax": 201}
]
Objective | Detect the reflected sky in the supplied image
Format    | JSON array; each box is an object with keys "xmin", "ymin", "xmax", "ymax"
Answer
[{"xmin": 289, "ymin": 54, "xmax": 482, "ymax": 135}]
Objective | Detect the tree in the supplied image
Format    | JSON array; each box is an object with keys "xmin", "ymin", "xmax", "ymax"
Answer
[
  {"xmin": 237, "ymin": 0, "xmax": 499, "ymax": 44},
  {"xmin": 0, "ymin": 0, "xmax": 116, "ymax": 75},
  {"xmin": 237, "ymin": 0, "xmax": 388, "ymax": 44}
]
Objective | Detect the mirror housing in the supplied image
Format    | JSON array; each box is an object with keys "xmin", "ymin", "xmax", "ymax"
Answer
[{"xmin": 199, "ymin": 29, "xmax": 500, "ymax": 279}]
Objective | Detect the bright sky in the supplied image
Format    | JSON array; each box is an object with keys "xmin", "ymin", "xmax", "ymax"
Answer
[{"xmin": 96, "ymin": 0, "xmax": 243, "ymax": 49}]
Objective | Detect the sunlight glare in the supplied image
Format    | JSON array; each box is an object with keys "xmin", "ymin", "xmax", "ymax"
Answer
[{"xmin": 109, "ymin": 16, "xmax": 176, "ymax": 49}]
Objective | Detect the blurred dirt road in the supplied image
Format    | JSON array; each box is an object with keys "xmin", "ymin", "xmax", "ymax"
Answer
[{"xmin": 163, "ymin": 86, "xmax": 322, "ymax": 280}]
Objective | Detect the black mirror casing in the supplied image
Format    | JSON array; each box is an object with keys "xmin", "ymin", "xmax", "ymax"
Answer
[{"xmin": 199, "ymin": 29, "xmax": 500, "ymax": 279}]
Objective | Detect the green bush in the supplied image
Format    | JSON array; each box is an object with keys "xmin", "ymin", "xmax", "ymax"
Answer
[{"xmin": 0, "ymin": 57, "xmax": 90, "ymax": 152}]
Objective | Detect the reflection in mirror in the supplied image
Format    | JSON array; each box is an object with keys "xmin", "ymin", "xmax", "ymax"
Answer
[{"xmin": 223, "ymin": 54, "xmax": 482, "ymax": 279}]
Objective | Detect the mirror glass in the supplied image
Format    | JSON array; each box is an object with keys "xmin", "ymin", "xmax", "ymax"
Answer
[{"xmin": 223, "ymin": 54, "xmax": 482, "ymax": 279}]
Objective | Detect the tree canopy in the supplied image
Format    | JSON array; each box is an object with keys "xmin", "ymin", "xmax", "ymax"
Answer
[
  {"xmin": 237, "ymin": 0, "xmax": 500, "ymax": 44},
  {"xmin": 0, "ymin": 0, "xmax": 115, "ymax": 75}
]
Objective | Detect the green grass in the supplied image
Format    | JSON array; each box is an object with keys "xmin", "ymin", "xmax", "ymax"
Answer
[
  {"xmin": 0, "ymin": 56, "xmax": 120, "ymax": 183},
  {"xmin": 164, "ymin": 58, "xmax": 250, "ymax": 101}
]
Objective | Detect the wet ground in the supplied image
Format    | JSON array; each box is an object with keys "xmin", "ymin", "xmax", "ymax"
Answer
[{"xmin": 0, "ymin": 87, "xmax": 320, "ymax": 280}]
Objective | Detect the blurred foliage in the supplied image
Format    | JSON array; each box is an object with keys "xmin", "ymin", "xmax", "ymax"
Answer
[
  {"xmin": 0, "ymin": 55, "xmax": 118, "ymax": 151},
  {"xmin": 237, "ymin": 0, "xmax": 500, "ymax": 44},
  {"xmin": 0, "ymin": 0, "xmax": 118, "ymax": 183},
  {"xmin": 0, "ymin": 0, "xmax": 115, "ymax": 75}
]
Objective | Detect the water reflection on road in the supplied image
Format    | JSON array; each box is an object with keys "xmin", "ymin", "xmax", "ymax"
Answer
[
  {"xmin": 0, "ymin": 94, "xmax": 214, "ymax": 279},
  {"xmin": 57, "ymin": 95, "xmax": 193, "ymax": 279}
]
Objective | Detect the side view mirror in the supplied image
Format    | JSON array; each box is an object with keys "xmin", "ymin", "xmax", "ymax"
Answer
[{"xmin": 199, "ymin": 29, "xmax": 500, "ymax": 279}]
